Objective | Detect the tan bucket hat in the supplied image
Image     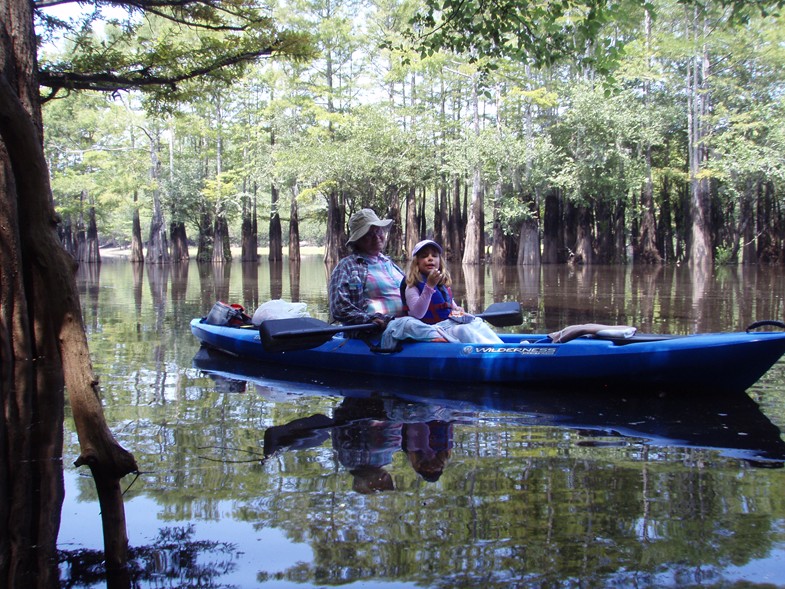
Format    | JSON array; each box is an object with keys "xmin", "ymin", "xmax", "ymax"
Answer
[{"xmin": 346, "ymin": 208, "xmax": 393, "ymax": 244}]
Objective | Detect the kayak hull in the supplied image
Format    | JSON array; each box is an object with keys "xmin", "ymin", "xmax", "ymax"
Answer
[{"xmin": 190, "ymin": 318, "xmax": 785, "ymax": 392}]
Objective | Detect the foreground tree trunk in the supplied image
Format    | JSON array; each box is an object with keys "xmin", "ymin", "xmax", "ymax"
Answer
[{"xmin": 1, "ymin": 3, "xmax": 138, "ymax": 587}]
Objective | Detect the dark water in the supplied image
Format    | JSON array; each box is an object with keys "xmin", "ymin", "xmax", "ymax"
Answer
[{"xmin": 59, "ymin": 259, "xmax": 785, "ymax": 588}]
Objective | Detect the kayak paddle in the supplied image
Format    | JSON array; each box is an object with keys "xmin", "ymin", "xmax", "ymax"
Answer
[{"xmin": 260, "ymin": 301, "xmax": 523, "ymax": 352}]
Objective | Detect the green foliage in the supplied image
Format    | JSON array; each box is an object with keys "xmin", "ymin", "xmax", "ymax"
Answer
[
  {"xmin": 38, "ymin": 0, "xmax": 785, "ymax": 260},
  {"xmin": 44, "ymin": 90, "xmax": 150, "ymax": 243},
  {"xmin": 35, "ymin": 0, "xmax": 315, "ymax": 107},
  {"xmin": 551, "ymin": 82, "xmax": 648, "ymax": 209},
  {"xmin": 402, "ymin": 0, "xmax": 636, "ymax": 75}
]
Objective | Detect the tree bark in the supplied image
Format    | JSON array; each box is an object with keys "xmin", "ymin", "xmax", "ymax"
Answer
[
  {"xmin": 324, "ymin": 188, "xmax": 344, "ymax": 267},
  {"xmin": 491, "ymin": 181, "xmax": 507, "ymax": 265},
  {"xmin": 289, "ymin": 185, "xmax": 300, "ymax": 263},
  {"xmin": 517, "ymin": 205, "xmax": 541, "ymax": 266},
  {"xmin": 686, "ymin": 5, "xmax": 713, "ymax": 270},
  {"xmin": 84, "ymin": 205, "xmax": 101, "ymax": 264},
  {"xmin": 462, "ymin": 76, "xmax": 484, "ymax": 265},
  {"xmin": 405, "ymin": 185, "xmax": 418, "ymax": 255},
  {"xmin": 637, "ymin": 9, "xmax": 662, "ymax": 265},
  {"xmin": 269, "ymin": 184, "xmax": 283, "ymax": 261},
  {"xmin": 212, "ymin": 214, "xmax": 231, "ymax": 262},
  {"xmin": 194, "ymin": 203, "xmax": 211, "ymax": 262},
  {"xmin": 638, "ymin": 146, "xmax": 662, "ymax": 263},
  {"xmin": 573, "ymin": 205, "xmax": 594, "ymax": 265},
  {"xmin": 541, "ymin": 188, "xmax": 562, "ymax": 264},
  {"xmin": 1, "ymin": 4, "xmax": 137, "ymax": 585},
  {"xmin": 145, "ymin": 130, "xmax": 170, "ymax": 264},
  {"xmin": 462, "ymin": 169, "xmax": 484, "ymax": 265},
  {"xmin": 435, "ymin": 179, "xmax": 447, "ymax": 248},
  {"xmin": 169, "ymin": 221, "xmax": 189, "ymax": 262},
  {"xmin": 131, "ymin": 205, "xmax": 144, "ymax": 262},
  {"xmin": 385, "ymin": 187, "xmax": 404, "ymax": 260},
  {"xmin": 449, "ymin": 175, "xmax": 463, "ymax": 262},
  {"xmin": 241, "ymin": 179, "xmax": 258, "ymax": 262}
]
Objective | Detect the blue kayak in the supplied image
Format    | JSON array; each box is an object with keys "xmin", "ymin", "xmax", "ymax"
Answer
[{"xmin": 190, "ymin": 317, "xmax": 785, "ymax": 392}]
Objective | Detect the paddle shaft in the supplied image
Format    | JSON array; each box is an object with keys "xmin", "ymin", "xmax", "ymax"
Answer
[
  {"xmin": 271, "ymin": 321, "xmax": 378, "ymax": 341},
  {"xmin": 260, "ymin": 301, "xmax": 523, "ymax": 352},
  {"xmin": 269, "ymin": 304, "xmax": 520, "ymax": 340}
]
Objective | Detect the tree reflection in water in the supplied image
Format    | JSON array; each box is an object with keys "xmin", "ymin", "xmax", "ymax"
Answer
[{"xmin": 58, "ymin": 525, "xmax": 236, "ymax": 588}]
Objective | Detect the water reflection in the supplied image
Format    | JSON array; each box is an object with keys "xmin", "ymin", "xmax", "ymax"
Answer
[
  {"xmin": 194, "ymin": 347, "xmax": 785, "ymax": 468},
  {"xmin": 64, "ymin": 259, "xmax": 785, "ymax": 588},
  {"xmin": 263, "ymin": 395, "xmax": 455, "ymax": 491}
]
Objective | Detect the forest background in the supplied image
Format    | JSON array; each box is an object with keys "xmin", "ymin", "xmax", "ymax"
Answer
[{"xmin": 44, "ymin": 0, "xmax": 785, "ymax": 271}]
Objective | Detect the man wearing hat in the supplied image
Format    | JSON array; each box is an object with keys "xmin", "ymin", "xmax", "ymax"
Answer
[{"xmin": 328, "ymin": 208, "xmax": 405, "ymax": 329}]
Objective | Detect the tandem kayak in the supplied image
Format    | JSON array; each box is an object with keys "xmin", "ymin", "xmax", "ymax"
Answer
[{"xmin": 190, "ymin": 315, "xmax": 785, "ymax": 392}]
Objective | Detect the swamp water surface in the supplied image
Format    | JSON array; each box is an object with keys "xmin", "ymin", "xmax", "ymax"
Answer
[{"xmin": 58, "ymin": 259, "xmax": 785, "ymax": 588}]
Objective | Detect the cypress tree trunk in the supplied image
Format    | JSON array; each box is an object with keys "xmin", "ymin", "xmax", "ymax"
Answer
[
  {"xmin": 405, "ymin": 185, "xmax": 418, "ymax": 255},
  {"xmin": 324, "ymin": 188, "xmax": 344, "ymax": 267},
  {"xmin": 686, "ymin": 5, "xmax": 714, "ymax": 269},
  {"xmin": 449, "ymin": 175, "xmax": 463, "ymax": 263},
  {"xmin": 169, "ymin": 221, "xmax": 189, "ymax": 263},
  {"xmin": 462, "ymin": 76, "xmax": 484, "ymax": 266},
  {"xmin": 435, "ymin": 180, "xmax": 447, "ymax": 247},
  {"xmin": 541, "ymin": 188, "xmax": 562, "ymax": 264},
  {"xmin": 196, "ymin": 205, "xmax": 213, "ymax": 263},
  {"xmin": 145, "ymin": 131, "xmax": 170, "ymax": 265},
  {"xmin": 269, "ymin": 184, "xmax": 282, "ymax": 262},
  {"xmin": 85, "ymin": 205, "xmax": 101, "ymax": 264},
  {"xmin": 573, "ymin": 206, "xmax": 594, "ymax": 265},
  {"xmin": 130, "ymin": 191, "xmax": 144, "ymax": 263},
  {"xmin": 385, "ymin": 187, "xmax": 404, "ymax": 260},
  {"xmin": 1, "ymin": 3, "xmax": 137, "ymax": 586},
  {"xmin": 241, "ymin": 180, "xmax": 258, "ymax": 262},
  {"xmin": 212, "ymin": 214, "xmax": 231, "ymax": 263},
  {"xmin": 289, "ymin": 186, "xmax": 300, "ymax": 263}
]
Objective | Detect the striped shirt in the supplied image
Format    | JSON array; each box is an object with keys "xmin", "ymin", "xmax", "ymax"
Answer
[{"xmin": 329, "ymin": 253, "xmax": 405, "ymax": 325}]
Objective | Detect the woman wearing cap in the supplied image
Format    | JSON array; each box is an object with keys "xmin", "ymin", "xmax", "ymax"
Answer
[
  {"xmin": 328, "ymin": 208, "xmax": 406, "ymax": 328},
  {"xmin": 401, "ymin": 239, "xmax": 502, "ymax": 344}
]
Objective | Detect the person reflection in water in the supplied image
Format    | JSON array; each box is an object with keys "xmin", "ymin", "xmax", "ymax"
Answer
[
  {"xmin": 262, "ymin": 396, "xmax": 401, "ymax": 493},
  {"xmin": 330, "ymin": 397, "xmax": 401, "ymax": 493},
  {"xmin": 402, "ymin": 421, "xmax": 453, "ymax": 482},
  {"xmin": 262, "ymin": 396, "xmax": 457, "ymax": 492}
]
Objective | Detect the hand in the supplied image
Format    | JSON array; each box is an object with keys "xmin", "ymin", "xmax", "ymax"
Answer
[
  {"xmin": 426, "ymin": 268, "xmax": 442, "ymax": 288},
  {"xmin": 371, "ymin": 314, "xmax": 393, "ymax": 329}
]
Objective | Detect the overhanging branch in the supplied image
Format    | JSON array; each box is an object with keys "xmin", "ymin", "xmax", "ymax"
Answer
[{"xmin": 39, "ymin": 47, "xmax": 274, "ymax": 96}]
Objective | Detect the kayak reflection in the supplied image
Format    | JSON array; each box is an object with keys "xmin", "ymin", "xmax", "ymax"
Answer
[{"xmin": 193, "ymin": 347, "xmax": 785, "ymax": 471}]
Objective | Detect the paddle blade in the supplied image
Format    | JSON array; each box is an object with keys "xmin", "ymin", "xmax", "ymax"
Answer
[
  {"xmin": 260, "ymin": 317, "xmax": 337, "ymax": 352},
  {"xmin": 260, "ymin": 317, "xmax": 378, "ymax": 352},
  {"xmin": 478, "ymin": 301, "xmax": 523, "ymax": 327}
]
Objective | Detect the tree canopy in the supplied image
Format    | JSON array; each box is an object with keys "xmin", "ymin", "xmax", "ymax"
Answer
[{"xmin": 35, "ymin": 0, "xmax": 315, "ymax": 103}]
